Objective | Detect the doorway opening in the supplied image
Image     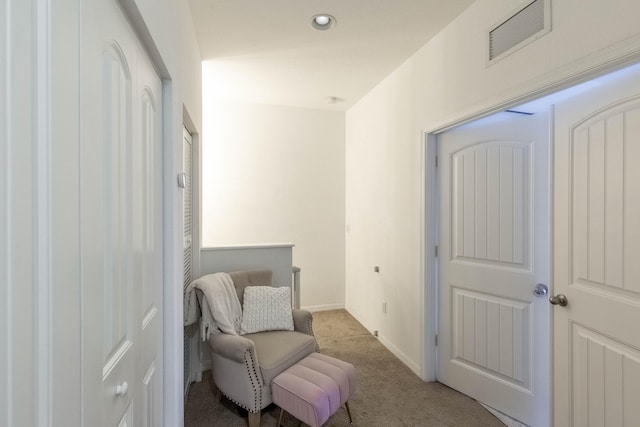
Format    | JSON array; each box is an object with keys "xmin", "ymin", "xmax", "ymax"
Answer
[{"xmin": 423, "ymin": 61, "xmax": 640, "ymax": 426}]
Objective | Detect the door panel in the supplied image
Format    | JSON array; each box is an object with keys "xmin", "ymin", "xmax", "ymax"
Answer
[
  {"xmin": 452, "ymin": 142, "xmax": 530, "ymax": 267},
  {"xmin": 142, "ymin": 364, "xmax": 157, "ymax": 427},
  {"xmin": 81, "ymin": 0, "xmax": 163, "ymax": 424},
  {"xmin": 438, "ymin": 112, "xmax": 551, "ymax": 426},
  {"xmin": 572, "ymin": 324, "xmax": 640, "ymax": 426},
  {"xmin": 135, "ymin": 39, "xmax": 164, "ymax": 427},
  {"xmin": 554, "ymin": 65, "xmax": 640, "ymax": 427},
  {"xmin": 452, "ymin": 288, "xmax": 530, "ymax": 385},
  {"xmin": 101, "ymin": 44, "xmax": 135, "ymax": 409},
  {"xmin": 570, "ymin": 100, "xmax": 640, "ymax": 295}
]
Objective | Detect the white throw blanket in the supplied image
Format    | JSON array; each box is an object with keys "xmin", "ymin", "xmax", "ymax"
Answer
[{"xmin": 183, "ymin": 272, "xmax": 242, "ymax": 340}]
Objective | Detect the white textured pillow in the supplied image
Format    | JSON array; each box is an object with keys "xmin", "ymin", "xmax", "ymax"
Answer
[{"xmin": 240, "ymin": 286, "xmax": 294, "ymax": 334}]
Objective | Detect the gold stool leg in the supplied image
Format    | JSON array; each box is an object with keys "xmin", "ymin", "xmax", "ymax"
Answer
[
  {"xmin": 345, "ymin": 401, "xmax": 354, "ymax": 424},
  {"xmin": 277, "ymin": 407, "xmax": 284, "ymax": 427}
]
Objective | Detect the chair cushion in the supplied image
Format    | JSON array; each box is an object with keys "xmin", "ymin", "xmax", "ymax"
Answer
[
  {"xmin": 241, "ymin": 286, "xmax": 294, "ymax": 334},
  {"xmin": 244, "ymin": 330, "xmax": 316, "ymax": 385}
]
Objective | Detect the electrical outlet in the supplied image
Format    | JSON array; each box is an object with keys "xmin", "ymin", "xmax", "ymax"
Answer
[{"xmin": 382, "ymin": 302, "xmax": 387, "ymax": 313}]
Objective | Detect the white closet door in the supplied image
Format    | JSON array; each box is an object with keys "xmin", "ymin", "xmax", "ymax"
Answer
[{"xmin": 80, "ymin": 0, "xmax": 163, "ymax": 424}]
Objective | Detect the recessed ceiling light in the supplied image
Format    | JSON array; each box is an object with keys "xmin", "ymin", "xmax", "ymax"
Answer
[
  {"xmin": 311, "ymin": 14, "xmax": 336, "ymax": 31},
  {"xmin": 315, "ymin": 15, "xmax": 330, "ymax": 26}
]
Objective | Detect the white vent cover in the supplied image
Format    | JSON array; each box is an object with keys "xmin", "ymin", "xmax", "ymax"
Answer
[{"xmin": 489, "ymin": 0, "xmax": 549, "ymax": 62}]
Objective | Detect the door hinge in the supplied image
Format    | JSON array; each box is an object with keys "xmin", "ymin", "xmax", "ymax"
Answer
[
  {"xmin": 435, "ymin": 155, "xmax": 439, "ymax": 168},
  {"xmin": 435, "ymin": 334, "xmax": 438, "ymax": 346},
  {"xmin": 435, "ymin": 246, "xmax": 438, "ymax": 257}
]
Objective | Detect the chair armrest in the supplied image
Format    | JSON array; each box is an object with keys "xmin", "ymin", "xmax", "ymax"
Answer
[
  {"xmin": 208, "ymin": 333, "xmax": 255, "ymax": 363},
  {"xmin": 208, "ymin": 334, "xmax": 265, "ymax": 413},
  {"xmin": 292, "ymin": 309, "xmax": 314, "ymax": 336}
]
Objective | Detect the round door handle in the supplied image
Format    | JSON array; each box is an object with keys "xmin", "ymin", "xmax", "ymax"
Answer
[
  {"xmin": 533, "ymin": 283, "xmax": 549, "ymax": 297},
  {"xmin": 115, "ymin": 381, "xmax": 128, "ymax": 397},
  {"xmin": 549, "ymin": 294, "xmax": 568, "ymax": 307}
]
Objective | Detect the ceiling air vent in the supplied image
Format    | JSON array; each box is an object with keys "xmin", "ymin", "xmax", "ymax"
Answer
[{"xmin": 488, "ymin": 0, "xmax": 550, "ymax": 63}]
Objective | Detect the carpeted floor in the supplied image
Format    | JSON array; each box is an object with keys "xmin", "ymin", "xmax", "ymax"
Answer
[{"xmin": 184, "ymin": 309, "xmax": 505, "ymax": 427}]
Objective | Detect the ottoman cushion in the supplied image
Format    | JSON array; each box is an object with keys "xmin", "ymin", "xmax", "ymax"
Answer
[{"xmin": 271, "ymin": 353, "xmax": 356, "ymax": 427}]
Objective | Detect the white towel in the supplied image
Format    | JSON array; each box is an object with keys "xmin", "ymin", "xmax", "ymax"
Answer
[{"xmin": 183, "ymin": 272, "xmax": 242, "ymax": 339}]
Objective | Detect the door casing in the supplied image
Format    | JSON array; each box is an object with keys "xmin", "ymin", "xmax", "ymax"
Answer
[{"xmin": 420, "ymin": 55, "xmax": 640, "ymax": 387}]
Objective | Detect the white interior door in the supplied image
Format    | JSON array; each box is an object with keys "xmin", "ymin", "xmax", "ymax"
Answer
[
  {"xmin": 437, "ymin": 111, "xmax": 551, "ymax": 426},
  {"xmin": 80, "ymin": 0, "xmax": 164, "ymax": 425},
  {"xmin": 553, "ymin": 64, "xmax": 640, "ymax": 426}
]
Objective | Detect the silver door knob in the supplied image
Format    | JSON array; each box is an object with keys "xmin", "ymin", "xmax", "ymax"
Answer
[
  {"xmin": 549, "ymin": 294, "xmax": 568, "ymax": 307},
  {"xmin": 115, "ymin": 381, "xmax": 128, "ymax": 397},
  {"xmin": 533, "ymin": 283, "xmax": 548, "ymax": 297}
]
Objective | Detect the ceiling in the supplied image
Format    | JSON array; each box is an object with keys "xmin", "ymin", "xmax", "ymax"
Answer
[{"xmin": 189, "ymin": 0, "xmax": 475, "ymax": 111}]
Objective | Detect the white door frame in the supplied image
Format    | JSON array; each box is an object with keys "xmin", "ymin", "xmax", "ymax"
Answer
[
  {"xmin": 420, "ymin": 45, "xmax": 640, "ymax": 382},
  {"xmin": 182, "ymin": 112, "xmax": 202, "ymax": 281}
]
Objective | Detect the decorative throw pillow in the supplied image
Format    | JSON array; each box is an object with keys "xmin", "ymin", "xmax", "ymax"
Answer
[{"xmin": 240, "ymin": 286, "xmax": 294, "ymax": 334}]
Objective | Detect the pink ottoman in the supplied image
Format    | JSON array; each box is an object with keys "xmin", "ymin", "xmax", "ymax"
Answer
[{"xmin": 271, "ymin": 352, "xmax": 356, "ymax": 427}]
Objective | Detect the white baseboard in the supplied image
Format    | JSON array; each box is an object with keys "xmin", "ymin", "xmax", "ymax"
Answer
[
  {"xmin": 200, "ymin": 344, "xmax": 212, "ymax": 372},
  {"xmin": 378, "ymin": 334, "xmax": 422, "ymax": 377},
  {"xmin": 302, "ymin": 303, "xmax": 345, "ymax": 313},
  {"xmin": 184, "ymin": 382, "xmax": 191, "ymax": 403},
  {"xmin": 339, "ymin": 308, "xmax": 423, "ymax": 378},
  {"xmin": 342, "ymin": 306, "xmax": 368, "ymax": 329},
  {"xmin": 184, "ymin": 371, "xmax": 198, "ymax": 402}
]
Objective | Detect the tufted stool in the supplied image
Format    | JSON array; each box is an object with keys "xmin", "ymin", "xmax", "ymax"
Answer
[{"xmin": 271, "ymin": 352, "xmax": 356, "ymax": 427}]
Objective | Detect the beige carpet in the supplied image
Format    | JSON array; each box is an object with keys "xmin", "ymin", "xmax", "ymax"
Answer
[{"xmin": 184, "ymin": 309, "xmax": 504, "ymax": 427}]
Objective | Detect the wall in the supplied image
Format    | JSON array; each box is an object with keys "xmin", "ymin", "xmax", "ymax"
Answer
[
  {"xmin": 201, "ymin": 94, "xmax": 345, "ymax": 311},
  {"xmin": 200, "ymin": 245, "xmax": 294, "ymax": 289},
  {"xmin": 1, "ymin": 0, "xmax": 37, "ymax": 424},
  {"xmin": 0, "ymin": 0, "xmax": 202, "ymax": 425},
  {"xmin": 345, "ymin": 0, "xmax": 640, "ymax": 377}
]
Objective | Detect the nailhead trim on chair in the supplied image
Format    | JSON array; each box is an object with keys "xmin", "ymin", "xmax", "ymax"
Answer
[
  {"xmin": 214, "ymin": 349, "xmax": 263, "ymax": 414},
  {"xmin": 244, "ymin": 349, "xmax": 262, "ymax": 412},
  {"xmin": 220, "ymin": 392, "xmax": 248, "ymax": 411},
  {"xmin": 307, "ymin": 317, "xmax": 319, "ymax": 351}
]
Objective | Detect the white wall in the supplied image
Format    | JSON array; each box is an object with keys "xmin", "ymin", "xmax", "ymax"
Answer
[
  {"xmin": 201, "ymin": 92, "xmax": 346, "ymax": 311},
  {"xmin": 345, "ymin": 0, "xmax": 640, "ymax": 376},
  {"xmin": 1, "ymin": 0, "xmax": 202, "ymax": 425}
]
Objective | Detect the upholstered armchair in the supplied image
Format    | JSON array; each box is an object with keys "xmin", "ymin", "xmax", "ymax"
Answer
[{"xmin": 207, "ymin": 269, "xmax": 317, "ymax": 427}]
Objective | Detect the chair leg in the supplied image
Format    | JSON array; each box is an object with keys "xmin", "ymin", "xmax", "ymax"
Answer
[
  {"xmin": 345, "ymin": 401, "xmax": 354, "ymax": 424},
  {"xmin": 277, "ymin": 407, "xmax": 284, "ymax": 427},
  {"xmin": 248, "ymin": 410, "xmax": 260, "ymax": 427}
]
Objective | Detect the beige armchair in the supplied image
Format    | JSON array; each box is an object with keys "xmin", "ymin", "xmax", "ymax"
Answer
[{"xmin": 207, "ymin": 269, "xmax": 317, "ymax": 427}]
